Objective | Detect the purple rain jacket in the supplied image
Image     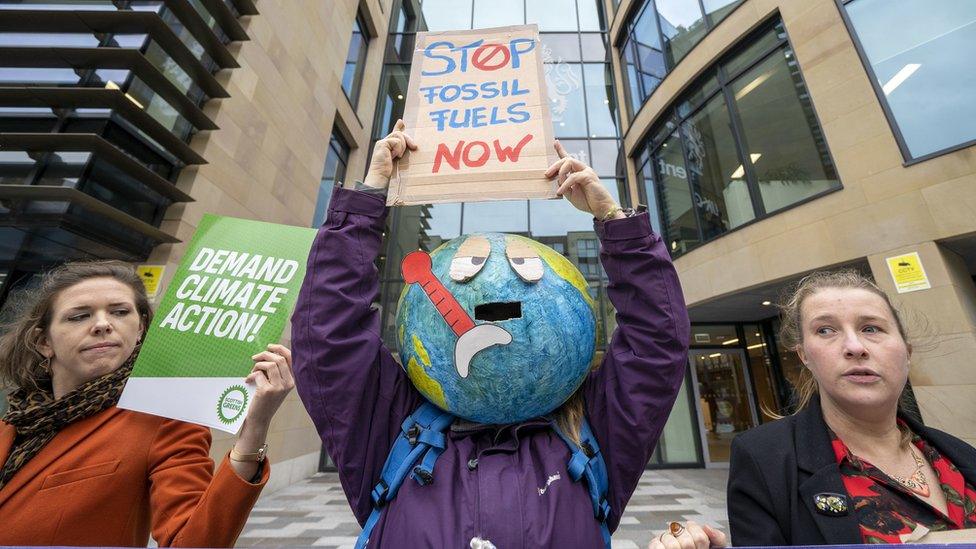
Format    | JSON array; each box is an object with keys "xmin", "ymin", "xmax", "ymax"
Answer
[{"xmin": 291, "ymin": 186, "xmax": 690, "ymax": 548}]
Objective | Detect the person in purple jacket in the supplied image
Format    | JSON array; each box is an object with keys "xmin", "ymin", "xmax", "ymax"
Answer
[{"xmin": 291, "ymin": 120, "xmax": 695, "ymax": 548}]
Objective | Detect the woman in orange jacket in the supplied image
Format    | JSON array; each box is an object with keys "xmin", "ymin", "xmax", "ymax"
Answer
[{"xmin": 0, "ymin": 260, "xmax": 294, "ymax": 546}]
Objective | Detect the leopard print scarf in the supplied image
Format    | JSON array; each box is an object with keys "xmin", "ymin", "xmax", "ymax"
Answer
[{"xmin": 0, "ymin": 356, "xmax": 135, "ymax": 491}]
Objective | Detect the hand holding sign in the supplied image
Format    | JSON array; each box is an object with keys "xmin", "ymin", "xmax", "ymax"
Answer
[
  {"xmin": 546, "ymin": 141, "xmax": 624, "ymax": 221},
  {"xmin": 228, "ymin": 343, "xmax": 295, "ymax": 480},
  {"xmin": 364, "ymin": 119, "xmax": 418, "ymax": 191}
]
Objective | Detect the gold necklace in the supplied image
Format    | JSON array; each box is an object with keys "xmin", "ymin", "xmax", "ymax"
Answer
[{"xmin": 887, "ymin": 447, "xmax": 930, "ymax": 498}]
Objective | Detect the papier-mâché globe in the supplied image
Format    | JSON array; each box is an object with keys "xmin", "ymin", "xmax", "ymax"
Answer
[{"xmin": 395, "ymin": 232, "xmax": 596, "ymax": 424}]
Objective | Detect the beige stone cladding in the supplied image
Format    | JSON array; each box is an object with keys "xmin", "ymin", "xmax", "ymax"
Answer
[
  {"xmin": 610, "ymin": 0, "xmax": 976, "ymax": 440},
  {"xmin": 144, "ymin": 0, "xmax": 393, "ymax": 486}
]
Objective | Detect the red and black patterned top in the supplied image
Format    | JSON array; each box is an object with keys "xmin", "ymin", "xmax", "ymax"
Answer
[{"xmin": 831, "ymin": 422, "xmax": 976, "ymax": 543}]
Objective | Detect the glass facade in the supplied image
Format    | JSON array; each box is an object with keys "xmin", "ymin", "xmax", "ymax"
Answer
[
  {"xmin": 342, "ymin": 12, "xmax": 370, "ymax": 107},
  {"xmin": 842, "ymin": 0, "xmax": 976, "ymax": 160},
  {"xmin": 618, "ymin": 0, "xmax": 743, "ymax": 117},
  {"xmin": 373, "ymin": 0, "xmax": 624, "ymax": 360},
  {"xmin": 636, "ymin": 19, "xmax": 841, "ymax": 258},
  {"xmin": 0, "ymin": 0, "xmax": 240, "ymax": 307},
  {"xmin": 312, "ymin": 132, "xmax": 351, "ymax": 227}
]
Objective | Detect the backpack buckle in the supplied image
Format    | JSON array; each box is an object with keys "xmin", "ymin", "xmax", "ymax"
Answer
[
  {"xmin": 413, "ymin": 466, "xmax": 434, "ymax": 485},
  {"xmin": 581, "ymin": 441, "xmax": 595, "ymax": 458},
  {"xmin": 406, "ymin": 424, "xmax": 421, "ymax": 446},
  {"xmin": 371, "ymin": 480, "xmax": 390, "ymax": 507}
]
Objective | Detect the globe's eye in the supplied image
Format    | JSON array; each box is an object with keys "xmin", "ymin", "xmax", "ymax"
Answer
[
  {"xmin": 449, "ymin": 235, "xmax": 491, "ymax": 282},
  {"xmin": 504, "ymin": 237, "xmax": 543, "ymax": 283}
]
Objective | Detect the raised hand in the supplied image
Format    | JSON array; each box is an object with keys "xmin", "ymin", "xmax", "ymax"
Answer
[
  {"xmin": 544, "ymin": 140, "xmax": 622, "ymax": 220},
  {"xmin": 363, "ymin": 119, "xmax": 418, "ymax": 190}
]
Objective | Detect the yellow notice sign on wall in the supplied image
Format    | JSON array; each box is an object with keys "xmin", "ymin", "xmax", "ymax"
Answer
[
  {"xmin": 886, "ymin": 252, "xmax": 931, "ymax": 293},
  {"xmin": 136, "ymin": 265, "xmax": 166, "ymax": 298}
]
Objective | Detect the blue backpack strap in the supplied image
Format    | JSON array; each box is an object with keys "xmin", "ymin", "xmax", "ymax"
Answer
[
  {"xmin": 551, "ymin": 416, "xmax": 612, "ymax": 548},
  {"xmin": 355, "ymin": 401, "xmax": 455, "ymax": 549}
]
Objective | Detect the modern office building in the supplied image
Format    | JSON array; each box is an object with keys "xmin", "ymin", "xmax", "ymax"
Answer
[{"xmin": 1, "ymin": 0, "xmax": 974, "ymax": 476}]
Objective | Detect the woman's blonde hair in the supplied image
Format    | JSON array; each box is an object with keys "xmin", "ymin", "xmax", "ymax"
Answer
[
  {"xmin": 776, "ymin": 269, "xmax": 917, "ymax": 444},
  {"xmin": 0, "ymin": 261, "xmax": 153, "ymax": 391}
]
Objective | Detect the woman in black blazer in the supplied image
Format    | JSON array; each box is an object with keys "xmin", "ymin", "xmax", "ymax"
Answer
[{"xmin": 728, "ymin": 270, "xmax": 976, "ymax": 546}]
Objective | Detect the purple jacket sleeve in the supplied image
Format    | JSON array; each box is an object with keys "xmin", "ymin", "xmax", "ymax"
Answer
[
  {"xmin": 582, "ymin": 211, "xmax": 691, "ymax": 531},
  {"xmin": 291, "ymin": 186, "xmax": 422, "ymax": 524}
]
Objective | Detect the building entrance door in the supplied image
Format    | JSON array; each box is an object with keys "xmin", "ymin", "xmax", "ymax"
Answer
[{"xmin": 689, "ymin": 348, "xmax": 759, "ymax": 466}]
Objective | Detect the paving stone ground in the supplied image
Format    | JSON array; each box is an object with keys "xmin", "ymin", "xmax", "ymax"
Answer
[{"xmin": 237, "ymin": 468, "xmax": 728, "ymax": 548}]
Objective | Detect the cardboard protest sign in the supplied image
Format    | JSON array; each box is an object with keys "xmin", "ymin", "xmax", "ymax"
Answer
[
  {"xmin": 388, "ymin": 24, "xmax": 557, "ymax": 206},
  {"xmin": 118, "ymin": 215, "xmax": 316, "ymax": 433}
]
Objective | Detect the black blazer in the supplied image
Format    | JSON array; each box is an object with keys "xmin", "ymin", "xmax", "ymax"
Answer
[{"xmin": 727, "ymin": 396, "xmax": 976, "ymax": 546}]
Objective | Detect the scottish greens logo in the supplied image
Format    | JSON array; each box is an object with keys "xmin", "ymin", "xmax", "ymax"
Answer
[{"xmin": 217, "ymin": 384, "xmax": 249, "ymax": 424}]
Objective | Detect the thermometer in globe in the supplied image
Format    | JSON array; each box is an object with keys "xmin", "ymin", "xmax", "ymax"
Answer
[{"xmin": 402, "ymin": 251, "xmax": 511, "ymax": 378}]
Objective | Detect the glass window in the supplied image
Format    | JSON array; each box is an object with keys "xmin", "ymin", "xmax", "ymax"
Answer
[
  {"xmin": 526, "ymin": 0, "xmax": 578, "ymax": 31},
  {"xmin": 637, "ymin": 156, "xmax": 664, "ymax": 236},
  {"xmin": 583, "ymin": 64, "xmax": 617, "ymax": 137},
  {"xmin": 577, "ymin": 0, "xmax": 604, "ymax": 31},
  {"xmin": 392, "ymin": 0, "xmax": 418, "ymax": 32},
  {"xmin": 731, "ymin": 48, "xmax": 840, "ymax": 214},
  {"xmin": 722, "ymin": 20, "xmax": 785, "ymax": 78},
  {"xmin": 541, "ymin": 33, "xmax": 581, "ymax": 62},
  {"xmin": 655, "ymin": 376, "xmax": 699, "ymax": 463},
  {"xmin": 655, "ymin": 0, "xmax": 707, "ymax": 68},
  {"xmin": 637, "ymin": 19, "xmax": 840, "ymax": 258},
  {"xmin": 845, "ymin": 0, "xmax": 976, "ymax": 159},
  {"xmin": 620, "ymin": 3, "xmax": 666, "ymax": 115},
  {"xmin": 126, "ymin": 76, "xmax": 196, "ymax": 140},
  {"xmin": 654, "ymin": 132, "xmax": 700, "ymax": 254},
  {"xmin": 691, "ymin": 324, "xmax": 737, "ymax": 345},
  {"xmin": 312, "ymin": 133, "xmax": 350, "ymax": 227},
  {"xmin": 473, "ymin": 0, "xmax": 524, "ymax": 28},
  {"xmin": 421, "ymin": 0, "xmax": 472, "ymax": 30},
  {"xmin": 588, "ymin": 139, "xmax": 621, "ymax": 177},
  {"xmin": 374, "ymin": 65, "xmax": 411, "ymax": 138},
  {"xmin": 342, "ymin": 13, "xmax": 370, "ymax": 106},
  {"xmin": 144, "ymin": 40, "xmax": 203, "ymax": 100},
  {"xmin": 461, "ymin": 201, "xmax": 529, "ymax": 233},
  {"xmin": 703, "ymin": 0, "xmax": 742, "ymax": 26},
  {"xmin": 681, "ymin": 93, "xmax": 754, "ymax": 236},
  {"xmin": 546, "ymin": 63, "xmax": 587, "ymax": 137},
  {"xmin": 579, "ymin": 33, "xmax": 607, "ymax": 61}
]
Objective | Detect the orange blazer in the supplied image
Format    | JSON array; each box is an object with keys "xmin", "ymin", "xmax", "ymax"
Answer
[{"xmin": 0, "ymin": 406, "xmax": 269, "ymax": 547}]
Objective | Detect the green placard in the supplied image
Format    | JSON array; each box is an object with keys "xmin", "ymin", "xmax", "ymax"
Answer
[{"xmin": 131, "ymin": 214, "xmax": 317, "ymax": 378}]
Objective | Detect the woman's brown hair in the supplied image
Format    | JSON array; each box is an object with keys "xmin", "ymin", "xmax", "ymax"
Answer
[
  {"xmin": 776, "ymin": 269, "xmax": 917, "ymax": 443},
  {"xmin": 0, "ymin": 261, "xmax": 153, "ymax": 391}
]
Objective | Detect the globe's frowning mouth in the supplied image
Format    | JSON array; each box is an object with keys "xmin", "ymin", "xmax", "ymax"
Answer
[{"xmin": 475, "ymin": 301, "xmax": 522, "ymax": 321}]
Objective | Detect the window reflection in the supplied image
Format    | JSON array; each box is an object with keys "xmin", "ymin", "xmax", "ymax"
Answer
[
  {"xmin": 681, "ymin": 93, "xmax": 754, "ymax": 234},
  {"xmin": 845, "ymin": 0, "xmax": 976, "ymax": 159},
  {"xmin": 583, "ymin": 63, "xmax": 617, "ymax": 137},
  {"xmin": 462, "ymin": 201, "xmax": 529, "ymax": 234},
  {"xmin": 655, "ymin": 134, "xmax": 700, "ymax": 254},
  {"xmin": 546, "ymin": 63, "xmax": 587, "ymax": 137},
  {"xmin": 342, "ymin": 13, "xmax": 370, "ymax": 106},
  {"xmin": 420, "ymin": 0, "xmax": 472, "ymax": 30},
  {"xmin": 541, "ymin": 33, "xmax": 582, "ymax": 63},
  {"xmin": 526, "ymin": 0, "xmax": 578, "ymax": 31},
  {"xmin": 473, "ymin": 0, "xmax": 524, "ymax": 28},
  {"xmin": 619, "ymin": 0, "xmax": 743, "ymax": 117},
  {"xmin": 639, "ymin": 19, "xmax": 840, "ymax": 258},
  {"xmin": 656, "ymin": 0, "xmax": 707, "ymax": 68},
  {"xmin": 577, "ymin": 0, "xmax": 604, "ymax": 31},
  {"xmin": 374, "ymin": 65, "xmax": 410, "ymax": 138},
  {"xmin": 731, "ymin": 48, "xmax": 839, "ymax": 214}
]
